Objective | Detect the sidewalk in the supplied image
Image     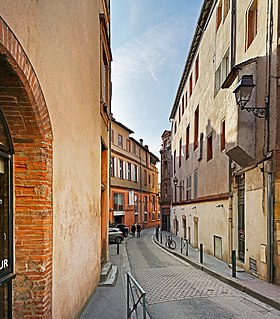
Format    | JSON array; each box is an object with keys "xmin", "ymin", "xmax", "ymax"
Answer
[
  {"xmin": 155, "ymin": 231, "xmax": 280, "ymax": 311},
  {"xmin": 80, "ymin": 242, "xmax": 130, "ymax": 319}
]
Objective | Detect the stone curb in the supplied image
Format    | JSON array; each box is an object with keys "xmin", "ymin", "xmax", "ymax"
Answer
[{"xmin": 153, "ymin": 236, "xmax": 280, "ymax": 311}]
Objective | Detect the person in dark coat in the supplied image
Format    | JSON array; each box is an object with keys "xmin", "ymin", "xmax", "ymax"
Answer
[
  {"xmin": 131, "ymin": 224, "xmax": 136, "ymax": 237},
  {"xmin": 136, "ymin": 223, "xmax": 142, "ymax": 238}
]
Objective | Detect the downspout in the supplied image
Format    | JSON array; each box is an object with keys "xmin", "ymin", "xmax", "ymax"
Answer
[
  {"xmin": 266, "ymin": 0, "xmax": 274, "ymax": 283},
  {"xmin": 267, "ymin": 161, "xmax": 274, "ymax": 283},
  {"xmin": 228, "ymin": 0, "xmax": 236, "ymax": 264}
]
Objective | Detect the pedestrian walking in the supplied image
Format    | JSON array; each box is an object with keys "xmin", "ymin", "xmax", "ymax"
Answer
[
  {"xmin": 136, "ymin": 223, "xmax": 142, "ymax": 238},
  {"xmin": 131, "ymin": 224, "xmax": 136, "ymax": 237},
  {"xmin": 156, "ymin": 224, "xmax": 160, "ymax": 241}
]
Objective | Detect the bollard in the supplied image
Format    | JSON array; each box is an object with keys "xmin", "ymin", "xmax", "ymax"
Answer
[
  {"xmin": 160, "ymin": 232, "xmax": 162, "ymax": 245},
  {"xmin": 232, "ymin": 250, "xmax": 236, "ymax": 277},
  {"xmin": 200, "ymin": 243, "xmax": 203, "ymax": 263},
  {"xmin": 117, "ymin": 242, "xmax": 119, "ymax": 254},
  {"xmin": 186, "ymin": 239, "xmax": 188, "ymax": 256}
]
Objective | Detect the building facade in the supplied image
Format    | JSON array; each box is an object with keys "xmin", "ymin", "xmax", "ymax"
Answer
[
  {"xmin": 160, "ymin": 130, "xmax": 172, "ymax": 231},
  {"xmin": 0, "ymin": 1, "xmax": 111, "ymax": 318},
  {"xmin": 169, "ymin": 0, "xmax": 280, "ymax": 284},
  {"xmin": 110, "ymin": 119, "xmax": 160, "ymax": 230}
]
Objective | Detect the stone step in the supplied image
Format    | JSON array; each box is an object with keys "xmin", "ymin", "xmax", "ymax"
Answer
[
  {"xmin": 100, "ymin": 262, "xmax": 112, "ymax": 282},
  {"xmin": 99, "ymin": 265, "xmax": 118, "ymax": 287}
]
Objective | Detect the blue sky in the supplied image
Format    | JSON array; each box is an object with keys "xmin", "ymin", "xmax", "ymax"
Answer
[{"xmin": 111, "ymin": 0, "xmax": 203, "ymax": 156}]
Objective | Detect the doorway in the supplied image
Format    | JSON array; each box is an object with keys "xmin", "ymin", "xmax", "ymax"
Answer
[
  {"xmin": 237, "ymin": 175, "xmax": 245, "ymax": 262},
  {"xmin": 194, "ymin": 220, "xmax": 198, "ymax": 249},
  {"xmin": 0, "ymin": 113, "xmax": 14, "ymax": 319}
]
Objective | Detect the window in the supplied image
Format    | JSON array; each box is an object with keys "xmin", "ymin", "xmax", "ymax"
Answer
[
  {"xmin": 215, "ymin": 49, "xmax": 229, "ymax": 94},
  {"xmin": 152, "ymin": 174, "xmax": 155, "ymax": 188},
  {"xmin": 186, "ymin": 125, "xmax": 190, "ymax": 159},
  {"xmin": 198, "ymin": 132, "xmax": 203, "ymax": 161},
  {"xmin": 193, "ymin": 170, "xmax": 198, "ymax": 199},
  {"xmin": 174, "ymin": 150, "xmax": 176, "ymax": 174},
  {"xmin": 164, "ymin": 161, "xmax": 168, "ymax": 177},
  {"xmin": 132, "ymin": 143, "xmax": 136, "ymax": 154},
  {"xmin": 179, "ymin": 138, "xmax": 182, "ymax": 168},
  {"xmin": 144, "ymin": 196, "xmax": 148, "ymax": 211},
  {"xmin": 127, "ymin": 163, "xmax": 131, "ymax": 180},
  {"xmin": 128, "ymin": 190, "xmax": 134, "ymax": 205},
  {"xmin": 111, "ymin": 130, "xmax": 114, "ymax": 144},
  {"xmin": 144, "ymin": 170, "xmax": 147, "ymax": 186},
  {"xmin": 185, "ymin": 91, "xmax": 188, "ymax": 109},
  {"xmin": 101, "ymin": 48, "xmax": 109, "ymax": 104},
  {"xmin": 195, "ymin": 55, "xmax": 199, "ymax": 83},
  {"xmin": 179, "ymin": 105, "xmax": 181, "ymax": 123},
  {"xmin": 246, "ymin": 0, "xmax": 258, "ymax": 49},
  {"xmin": 182, "ymin": 95, "xmax": 185, "ymax": 115},
  {"xmin": 152, "ymin": 196, "xmax": 155, "ymax": 211},
  {"xmin": 148, "ymin": 174, "xmax": 151, "ymax": 185},
  {"xmin": 189, "ymin": 73, "xmax": 193, "ymax": 97},
  {"xmin": 134, "ymin": 164, "xmax": 138, "ymax": 182},
  {"xmin": 134, "ymin": 195, "xmax": 138, "ymax": 212},
  {"xmin": 110, "ymin": 157, "xmax": 115, "ymax": 177},
  {"xmin": 207, "ymin": 133, "xmax": 213, "ymax": 161},
  {"xmin": 113, "ymin": 193, "xmax": 124, "ymax": 211},
  {"xmin": 194, "ymin": 107, "xmax": 199, "ymax": 150},
  {"xmin": 221, "ymin": 120, "xmax": 225, "ymax": 151},
  {"xmin": 119, "ymin": 159, "xmax": 124, "ymax": 179},
  {"xmin": 216, "ymin": 0, "xmax": 222, "ymax": 31},
  {"xmin": 118, "ymin": 134, "xmax": 123, "ymax": 148},
  {"xmin": 174, "ymin": 122, "xmax": 177, "ymax": 134},
  {"xmin": 126, "ymin": 139, "xmax": 131, "ymax": 152},
  {"xmin": 144, "ymin": 213, "xmax": 148, "ymax": 222},
  {"xmin": 186, "ymin": 175, "xmax": 192, "ymax": 200}
]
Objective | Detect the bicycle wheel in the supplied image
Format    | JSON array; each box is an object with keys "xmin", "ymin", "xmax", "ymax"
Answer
[{"xmin": 169, "ymin": 240, "xmax": 176, "ymax": 250}]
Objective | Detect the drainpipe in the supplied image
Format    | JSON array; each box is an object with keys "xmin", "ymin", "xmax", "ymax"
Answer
[
  {"xmin": 139, "ymin": 139, "xmax": 143, "ymax": 227},
  {"xmin": 267, "ymin": 160, "xmax": 274, "ymax": 283}
]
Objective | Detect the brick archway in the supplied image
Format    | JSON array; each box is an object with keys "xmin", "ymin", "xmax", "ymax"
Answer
[{"xmin": 0, "ymin": 18, "xmax": 53, "ymax": 318}]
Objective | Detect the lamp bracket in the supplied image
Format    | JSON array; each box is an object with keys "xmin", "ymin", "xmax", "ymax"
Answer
[{"xmin": 243, "ymin": 107, "xmax": 268, "ymax": 118}]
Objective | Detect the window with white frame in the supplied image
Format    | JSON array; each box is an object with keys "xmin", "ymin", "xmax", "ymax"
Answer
[
  {"xmin": 193, "ymin": 170, "xmax": 198, "ymax": 199},
  {"xmin": 127, "ymin": 162, "xmax": 131, "ymax": 180},
  {"xmin": 119, "ymin": 159, "xmax": 124, "ymax": 179},
  {"xmin": 113, "ymin": 193, "xmax": 124, "ymax": 211},
  {"xmin": 186, "ymin": 175, "xmax": 192, "ymax": 200},
  {"xmin": 128, "ymin": 190, "xmax": 134, "ymax": 205},
  {"xmin": 215, "ymin": 49, "xmax": 229, "ymax": 94}
]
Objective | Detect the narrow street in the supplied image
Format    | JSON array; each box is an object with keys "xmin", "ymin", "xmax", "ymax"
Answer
[{"xmin": 126, "ymin": 228, "xmax": 280, "ymax": 319}]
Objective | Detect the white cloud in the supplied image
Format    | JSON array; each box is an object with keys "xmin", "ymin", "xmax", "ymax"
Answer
[{"xmin": 112, "ymin": 14, "xmax": 189, "ymax": 89}]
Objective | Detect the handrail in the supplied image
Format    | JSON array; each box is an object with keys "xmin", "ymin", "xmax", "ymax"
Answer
[{"xmin": 127, "ymin": 272, "xmax": 147, "ymax": 319}]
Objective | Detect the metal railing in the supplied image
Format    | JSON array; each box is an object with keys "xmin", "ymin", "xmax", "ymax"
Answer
[{"xmin": 127, "ymin": 272, "xmax": 147, "ymax": 319}]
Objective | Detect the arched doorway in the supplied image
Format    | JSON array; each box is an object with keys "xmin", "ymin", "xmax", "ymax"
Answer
[{"xmin": 0, "ymin": 18, "xmax": 53, "ymax": 318}]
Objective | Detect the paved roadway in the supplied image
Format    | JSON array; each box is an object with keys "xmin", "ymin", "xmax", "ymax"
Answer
[{"xmin": 126, "ymin": 228, "xmax": 280, "ymax": 319}]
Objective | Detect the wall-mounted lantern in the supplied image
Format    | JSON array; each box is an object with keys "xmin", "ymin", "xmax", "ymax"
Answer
[{"xmin": 233, "ymin": 74, "xmax": 268, "ymax": 118}]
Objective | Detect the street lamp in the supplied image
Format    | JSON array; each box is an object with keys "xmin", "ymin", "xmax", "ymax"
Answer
[
  {"xmin": 233, "ymin": 74, "xmax": 268, "ymax": 118},
  {"xmin": 173, "ymin": 177, "xmax": 183, "ymax": 202}
]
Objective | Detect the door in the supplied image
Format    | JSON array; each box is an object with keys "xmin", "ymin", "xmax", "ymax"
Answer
[
  {"xmin": 194, "ymin": 221, "xmax": 198, "ymax": 249},
  {"xmin": 182, "ymin": 216, "xmax": 187, "ymax": 239},
  {"xmin": 238, "ymin": 175, "xmax": 245, "ymax": 262},
  {"xmin": 0, "ymin": 156, "xmax": 13, "ymax": 319}
]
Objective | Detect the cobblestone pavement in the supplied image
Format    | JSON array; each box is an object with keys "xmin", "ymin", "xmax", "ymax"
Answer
[
  {"xmin": 126, "ymin": 229, "xmax": 280, "ymax": 318},
  {"xmin": 134, "ymin": 265, "xmax": 240, "ymax": 304}
]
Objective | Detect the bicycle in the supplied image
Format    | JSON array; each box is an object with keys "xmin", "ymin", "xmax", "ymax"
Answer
[{"xmin": 165, "ymin": 235, "xmax": 177, "ymax": 250}]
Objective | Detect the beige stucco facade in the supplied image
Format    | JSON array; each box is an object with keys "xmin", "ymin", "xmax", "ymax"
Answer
[
  {"xmin": 0, "ymin": 0, "xmax": 111, "ymax": 317},
  {"xmin": 169, "ymin": 0, "xmax": 279, "ymax": 283}
]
